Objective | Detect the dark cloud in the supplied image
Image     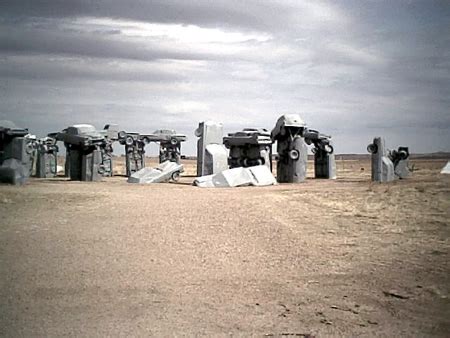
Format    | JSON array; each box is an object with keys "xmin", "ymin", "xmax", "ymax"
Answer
[
  {"xmin": 0, "ymin": 0, "xmax": 293, "ymax": 32},
  {"xmin": 0, "ymin": 0, "xmax": 449, "ymax": 154},
  {"xmin": 0, "ymin": 56, "xmax": 185, "ymax": 83},
  {"xmin": 0, "ymin": 22, "xmax": 216, "ymax": 62}
]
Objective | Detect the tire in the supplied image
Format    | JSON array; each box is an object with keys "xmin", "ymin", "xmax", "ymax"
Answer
[
  {"xmin": 118, "ymin": 131, "xmax": 127, "ymax": 139},
  {"xmin": 398, "ymin": 150, "xmax": 408, "ymax": 160},
  {"xmin": 125, "ymin": 136, "xmax": 134, "ymax": 146},
  {"xmin": 170, "ymin": 138, "xmax": 178, "ymax": 146},
  {"xmin": 325, "ymin": 145, "xmax": 334, "ymax": 154},
  {"xmin": 25, "ymin": 142, "xmax": 35, "ymax": 154},
  {"xmin": 367, "ymin": 143, "xmax": 377, "ymax": 154},
  {"xmin": 289, "ymin": 149, "xmax": 299, "ymax": 160},
  {"xmin": 171, "ymin": 171, "xmax": 180, "ymax": 181}
]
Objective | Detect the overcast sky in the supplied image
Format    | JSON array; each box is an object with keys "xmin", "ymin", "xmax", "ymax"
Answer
[{"xmin": 1, "ymin": 0, "xmax": 449, "ymax": 155}]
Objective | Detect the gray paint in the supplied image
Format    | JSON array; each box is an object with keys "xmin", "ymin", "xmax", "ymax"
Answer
[
  {"xmin": 194, "ymin": 165, "xmax": 276, "ymax": 188},
  {"xmin": 314, "ymin": 147, "xmax": 336, "ymax": 179},
  {"xmin": 0, "ymin": 120, "xmax": 33, "ymax": 185},
  {"xmin": 394, "ymin": 160, "xmax": 409, "ymax": 179},
  {"xmin": 118, "ymin": 129, "xmax": 187, "ymax": 177},
  {"xmin": 153, "ymin": 130, "xmax": 187, "ymax": 164},
  {"xmin": 55, "ymin": 124, "xmax": 109, "ymax": 181},
  {"xmin": 100, "ymin": 143, "xmax": 114, "ymax": 177},
  {"xmin": 367, "ymin": 137, "xmax": 395, "ymax": 182},
  {"xmin": 390, "ymin": 146, "xmax": 410, "ymax": 179},
  {"xmin": 101, "ymin": 124, "xmax": 119, "ymax": 177},
  {"xmin": 441, "ymin": 161, "xmax": 450, "ymax": 174},
  {"xmin": 272, "ymin": 114, "xmax": 308, "ymax": 183},
  {"xmin": 159, "ymin": 140, "xmax": 181, "ymax": 164},
  {"xmin": 303, "ymin": 129, "xmax": 336, "ymax": 180},
  {"xmin": 223, "ymin": 128, "xmax": 272, "ymax": 170},
  {"xmin": 0, "ymin": 158, "xmax": 30, "ymax": 185},
  {"xmin": 35, "ymin": 137, "xmax": 58, "ymax": 178},
  {"xmin": 367, "ymin": 138, "xmax": 410, "ymax": 182},
  {"xmin": 272, "ymin": 114, "xmax": 336, "ymax": 183},
  {"xmin": 195, "ymin": 121, "xmax": 228, "ymax": 177},
  {"xmin": 118, "ymin": 131, "xmax": 147, "ymax": 177},
  {"xmin": 64, "ymin": 143, "xmax": 71, "ymax": 178},
  {"xmin": 128, "ymin": 160, "xmax": 184, "ymax": 184},
  {"xmin": 81, "ymin": 149, "xmax": 103, "ymax": 181}
]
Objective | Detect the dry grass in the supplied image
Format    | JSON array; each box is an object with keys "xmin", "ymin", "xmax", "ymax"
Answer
[{"xmin": 0, "ymin": 158, "xmax": 449, "ymax": 336}]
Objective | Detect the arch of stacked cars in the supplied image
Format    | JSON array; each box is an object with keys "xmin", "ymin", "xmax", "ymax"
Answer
[{"xmin": 0, "ymin": 114, "xmax": 410, "ymax": 185}]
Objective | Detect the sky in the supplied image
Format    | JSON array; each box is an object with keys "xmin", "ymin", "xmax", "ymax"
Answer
[{"xmin": 0, "ymin": 0, "xmax": 449, "ymax": 155}]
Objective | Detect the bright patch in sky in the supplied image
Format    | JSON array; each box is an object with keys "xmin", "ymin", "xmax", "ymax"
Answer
[
  {"xmin": 73, "ymin": 17, "xmax": 272, "ymax": 43},
  {"xmin": 0, "ymin": 1, "xmax": 449, "ymax": 154}
]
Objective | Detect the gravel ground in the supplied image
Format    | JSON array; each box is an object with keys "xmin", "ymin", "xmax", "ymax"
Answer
[{"xmin": 0, "ymin": 159, "xmax": 449, "ymax": 336}]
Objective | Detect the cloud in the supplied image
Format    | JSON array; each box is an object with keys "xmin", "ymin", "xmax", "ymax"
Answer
[
  {"xmin": 0, "ymin": 20, "xmax": 217, "ymax": 62},
  {"xmin": 0, "ymin": 0, "xmax": 449, "ymax": 155},
  {"xmin": 0, "ymin": 0, "xmax": 295, "ymax": 32},
  {"xmin": 0, "ymin": 55, "xmax": 188, "ymax": 83}
]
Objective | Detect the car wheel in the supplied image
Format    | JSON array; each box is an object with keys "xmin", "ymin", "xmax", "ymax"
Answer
[{"xmin": 171, "ymin": 171, "xmax": 180, "ymax": 181}]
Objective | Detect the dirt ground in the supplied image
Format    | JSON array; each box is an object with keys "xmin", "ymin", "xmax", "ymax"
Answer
[{"xmin": 0, "ymin": 157, "xmax": 449, "ymax": 337}]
